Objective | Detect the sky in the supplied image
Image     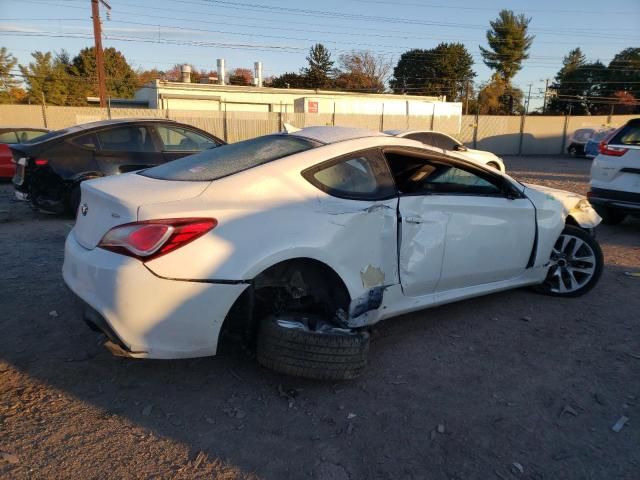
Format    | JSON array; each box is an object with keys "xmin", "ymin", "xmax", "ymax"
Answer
[{"xmin": 1, "ymin": 0, "xmax": 639, "ymax": 109}]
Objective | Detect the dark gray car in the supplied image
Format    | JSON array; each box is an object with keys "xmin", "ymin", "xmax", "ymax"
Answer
[{"xmin": 11, "ymin": 118, "xmax": 223, "ymax": 215}]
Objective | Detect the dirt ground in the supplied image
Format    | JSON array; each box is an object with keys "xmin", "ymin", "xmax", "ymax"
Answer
[{"xmin": 1, "ymin": 156, "xmax": 639, "ymax": 480}]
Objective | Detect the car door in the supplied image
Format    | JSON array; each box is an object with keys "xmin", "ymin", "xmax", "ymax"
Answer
[
  {"xmin": 94, "ymin": 125, "xmax": 163, "ymax": 175},
  {"xmin": 384, "ymin": 148, "xmax": 536, "ymax": 297},
  {"xmin": 152, "ymin": 124, "xmax": 220, "ymax": 162},
  {"xmin": 302, "ymin": 149, "xmax": 399, "ymax": 300}
]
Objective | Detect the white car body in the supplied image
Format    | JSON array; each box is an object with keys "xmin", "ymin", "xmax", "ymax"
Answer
[
  {"xmin": 62, "ymin": 127, "xmax": 600, "ymax": 359},
  {"xmin": 384, "ymin": 129, "xmax": 506, "ymax": 172},
  {"xmin": 589, "ymin": 118, "xmax": 640, "ymax": 220}
]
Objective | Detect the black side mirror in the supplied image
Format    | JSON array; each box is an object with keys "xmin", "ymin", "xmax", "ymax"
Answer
[{"xmin": 454, "ymin": 144, "xmax": 468, "ymax": 152}]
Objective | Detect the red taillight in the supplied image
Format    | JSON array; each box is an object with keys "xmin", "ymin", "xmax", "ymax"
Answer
[
  {"xmin": 34, "ymin": 158, "xmax": 49, "ymax": 166},
  {"xmin": 598, "ymin": 141, "xmax": 628, "ymax": 157},
  {"xmin": 98, "ymin": 218, "xmax": 217, "ymax": 261}
]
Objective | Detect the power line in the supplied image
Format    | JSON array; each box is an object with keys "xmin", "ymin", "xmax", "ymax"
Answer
[{"xmin": 349, "ymin": 0, "xmax": 639, "ymax": 16}]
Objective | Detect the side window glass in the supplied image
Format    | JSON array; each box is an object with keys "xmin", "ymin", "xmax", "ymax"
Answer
[
  {"xmin": 407, "ymin": 133, "xmax": 435, "ymax": 147},
  {"xmin": 17, "ymin": 130, "xmax": 46, "ymax": 143},
  {"xmin": 432, "ymin": 133, "xmax": 458, "ymax": 150},
  {"xmin": 96, "ymin": 126, "xmax": 155, "ymax": 152},
  {"xmin": 0, "ymin": 131, "xmax": 18, "ymax": 143},
  {"xmin": 385, "ymin": 152, "xmax": 502, "ymax": 196},
  {"xmin": 304, "ymin": 151, "xmax": 396, "ymax": 200},
  {"xmin": 71, "ymin": 133, "xmax": 97, "ymax": 149},
  {"xmin": 155, "ymin": 125, "xmax": 217, "ymax": 151}
]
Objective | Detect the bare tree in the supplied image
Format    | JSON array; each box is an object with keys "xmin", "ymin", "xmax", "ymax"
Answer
[{"xmin": 334, "ymin": 50, "xmax": 392, "ymax": 93}]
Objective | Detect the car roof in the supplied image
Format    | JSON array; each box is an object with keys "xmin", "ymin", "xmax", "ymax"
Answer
[
  {"xmin": 12, "ymin": 118, "xmax": 182, "ymax": 146},
  {"xmin": 290, "ymin": 126, "xmax": 388, "ymax": 144},
  {"xmin": 0, "ymin": 127, "xmax": 49, "ymax": 132},
  {"xmin": 61, "ymin": 117, "xmax": 176, "ymax": 134},
  {"xmin": 384, "ymin": 129, "xmax": 451, "ymax": 137}
]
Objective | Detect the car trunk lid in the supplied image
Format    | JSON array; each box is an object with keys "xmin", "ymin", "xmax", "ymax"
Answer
[{"xmin": 74, "ymin": 172, "xmax": 210, "ymax": 249}]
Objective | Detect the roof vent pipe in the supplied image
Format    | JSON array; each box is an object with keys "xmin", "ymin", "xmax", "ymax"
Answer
[
  {"xmin": 217, "ymin": 59, "xmax": 226, "ymax": 86},
  {"xmin": 181, "ymin": 64, "xmax": 191, "ymax": 83},
  {"xmin": 254, "ymin": 61, "xmax": 263, "ymax": 88}
]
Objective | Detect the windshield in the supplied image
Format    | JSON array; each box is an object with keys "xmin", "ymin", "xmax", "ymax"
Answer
[{"xmin": 140, "ymin": 134, "xmax": 319, "ymax": 181}]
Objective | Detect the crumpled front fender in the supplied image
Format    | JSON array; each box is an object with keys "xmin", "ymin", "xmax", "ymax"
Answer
[{"xmin": 524, "ymin": 183, "xmax": 602, "ymax": 229}]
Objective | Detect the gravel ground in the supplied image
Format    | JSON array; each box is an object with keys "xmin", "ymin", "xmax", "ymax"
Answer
[{"xmin": 1, "ymin": 156, "xmax": 639, "ymax": 480}]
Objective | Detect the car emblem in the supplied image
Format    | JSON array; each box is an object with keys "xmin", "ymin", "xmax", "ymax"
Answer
[{"xmin": 80, "ymin": 203, "xmax": 88, "ymax": 216}]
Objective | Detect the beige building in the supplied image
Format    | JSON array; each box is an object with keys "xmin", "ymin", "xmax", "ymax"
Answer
[{"xmin": 133, "ymin": 80, "xmax": 460, "ymax": 117}]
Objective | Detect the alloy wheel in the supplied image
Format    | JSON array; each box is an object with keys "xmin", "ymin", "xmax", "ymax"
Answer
[{"xmin": 547, "ymin": 233, "xmax": 597, "ymax": 294}]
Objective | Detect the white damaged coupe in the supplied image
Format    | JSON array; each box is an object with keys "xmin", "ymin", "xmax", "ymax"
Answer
[{"xmin": 63, "ymin": 126, "xmax": 604, "ymax": 379}]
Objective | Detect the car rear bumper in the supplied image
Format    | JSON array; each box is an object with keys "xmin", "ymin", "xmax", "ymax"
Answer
[
  {"xmin": 588, "ymin": 187, "xmax": 640, "ymax": 213},
  {"xmin": 62, "ymin": 231, "xmax": 248, "ymax": 359}
]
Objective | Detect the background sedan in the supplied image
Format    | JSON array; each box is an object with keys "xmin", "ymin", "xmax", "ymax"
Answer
[
  {"xmin": 11, "ymin": 118, "xmax": 223, "ymax": 214},
  {"xmin": 385, "ymin": 129, "xmax": 506, "ymax": 172}
]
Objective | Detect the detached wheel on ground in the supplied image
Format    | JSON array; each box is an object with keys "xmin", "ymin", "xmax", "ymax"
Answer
[
  {"xmin": 257, "ymin": 314, "xmax": 369, "ymax": 380},
  {"xmin": 594, "ymin": 205, "xmax": 626, "ymax": 225},
  {"xmin": 535, "ymin": 225, "xmax": 603, "ymax": 297}
]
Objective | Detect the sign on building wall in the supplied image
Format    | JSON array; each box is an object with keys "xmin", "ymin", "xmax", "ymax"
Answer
[{"xmin": 308, "ymin": 101, "xmax": 318, "ymax": 113}]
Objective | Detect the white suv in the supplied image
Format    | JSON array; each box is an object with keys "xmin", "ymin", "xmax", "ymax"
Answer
[{"xmin": 589, "ymin": 118, "xmax": 640, "ymax": 225}]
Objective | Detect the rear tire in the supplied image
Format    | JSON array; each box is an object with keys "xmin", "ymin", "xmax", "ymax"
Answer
[
  {"xmin": 594, "ymin": 206, "xmax": 626, "ymax": 225},
  {"xmin": 67, "ymin": 184, "xmax": 81, "ymax": 217},
  {"xmin": 535, "ymin": 225, "xmax": 603, "ymax": 297},
  {"xmin": 568, "ymin": 145, "xmax": 578, "ymax": 157},
  {"xmin": 257, "ymin": 314, "xmax": 369, "ymax": 381}
]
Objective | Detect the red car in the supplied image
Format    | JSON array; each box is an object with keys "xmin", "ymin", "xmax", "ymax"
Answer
[{"xmin": 0, "ymin": 127, "xmax": 49, "ymax": 179}]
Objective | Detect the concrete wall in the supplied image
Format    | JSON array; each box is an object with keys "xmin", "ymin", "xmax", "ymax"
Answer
[{"xmin": 0, "ymin": 104, "xmax": 635, "ymax": 154}]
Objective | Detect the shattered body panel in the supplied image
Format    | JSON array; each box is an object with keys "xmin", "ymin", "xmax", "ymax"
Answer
[{"xmin": 523, "ymin": 184, "xmax": 601, "ymax": 268}]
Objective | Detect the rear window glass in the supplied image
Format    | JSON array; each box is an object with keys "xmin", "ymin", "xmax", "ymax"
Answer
[
  {"xmin": 612, "ymin": 123, "xmax": 640, "ymax": 146},
  {"xmin": 22, "ymin": 129, "xmax": 65, "ymax": 144},
  {"xmin": 17, "ymin": 130, "xmax": 48, "ymax": 142},
  {"xmin": 140, "ymin": 135, "xmax": 318, "ymax": 181},
  {"xmin": 570, "ymin": 129, "xmax": 595, "ymax": 143},
  {"xmin": 0, "ymin": 131, "xmax": 18, "ymax": 144}
]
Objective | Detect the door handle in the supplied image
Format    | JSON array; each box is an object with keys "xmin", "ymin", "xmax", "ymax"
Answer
[{"xmin": 405, "ymin": 216, "xmax": 423, "ymax": 224}]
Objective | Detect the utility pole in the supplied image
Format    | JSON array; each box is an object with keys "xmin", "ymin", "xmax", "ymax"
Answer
[
  {"xmin": 542, "ymin": 78, "xmax": 549, "ymax": 114},
  {"xmin": 464, "ymin": 80, "xmax": 470, "ymax": 115},
  {"xmin": 525, "ymin": 83, "xmax": 532, "ymax": 115},
  {"xmin": 91, "ymin": 0, "xmax": 111, "ymax": 108}
]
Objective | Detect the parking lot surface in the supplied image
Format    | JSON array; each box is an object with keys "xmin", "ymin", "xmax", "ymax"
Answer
[{"xmin": 1, "ymin": 156, "xmax": 639, "ymax": 479}]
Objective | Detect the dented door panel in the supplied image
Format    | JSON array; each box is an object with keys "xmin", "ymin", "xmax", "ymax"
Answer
[
  {"xmin": 435, "ymin": 197, "xmax": 535, "ymax": 291},
  {"xmin": 398, "ymin": 196, "xmax": 448, "ymax": 297},
  {"xmin": 313, "ymin": 196, "xmax": 399, "ymax": 294},
  {"xmin": 398, "ymin": 195, "xmax": 536, "ymax": 297}
]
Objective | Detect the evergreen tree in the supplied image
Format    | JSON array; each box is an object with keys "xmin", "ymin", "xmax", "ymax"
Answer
[
  {"xmin": 303, "ymin": 44, "xmax": 334, "ymax": 89},
  {"xmin": 390, "ymin": 43, "xmax": 475, "ymax": 100},
  {"xmin": 556, "ymin": 47, "xmax": 586, "ymax": 80},
  {"xmin": 0, "ymin": 47, "xmax": 22, "ymax": 104},
  {"xmin": 70, "ymin": 47, "xmax": 138, "ymax": 99},
  {"xmin": 480, "ymin": 10, "xmax": 534, "ymax": 83},
  {"xmin": 19, "ymin": 51, "xmax": 69, "ymax": 105},
  {"xmin": 267, "ymin": 72, "xmax": 307, "ymax": 89},
  {"xmin": 477, "ymin": 74, "xmax": 524, "ymax": 115},
  {"xmin": 606, "ymin": 47, "xmax": 640, "ymax": 110}
]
